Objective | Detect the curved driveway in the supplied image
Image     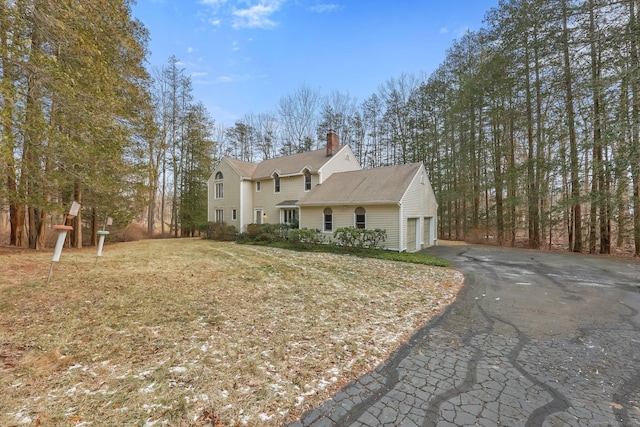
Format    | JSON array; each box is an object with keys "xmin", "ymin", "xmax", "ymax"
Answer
[{"xmin": 290, "ymin": 244, "xmax": 640, "ymax": 427}]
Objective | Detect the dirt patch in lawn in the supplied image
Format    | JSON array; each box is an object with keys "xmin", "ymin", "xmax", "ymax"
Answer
[{"xmin": 0, "ymin": 238, "xmax": 463, "ymax": 426}]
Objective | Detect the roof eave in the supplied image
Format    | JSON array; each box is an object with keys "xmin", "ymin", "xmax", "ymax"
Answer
[{"xmin": 298, "ymin": 200, "xmax": 399, "ymax": 207}]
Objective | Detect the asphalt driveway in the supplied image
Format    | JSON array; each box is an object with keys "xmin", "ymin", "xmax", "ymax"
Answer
[{"xmin": 289, "ymin": 244, "xmax": 640, "ymax": 427}]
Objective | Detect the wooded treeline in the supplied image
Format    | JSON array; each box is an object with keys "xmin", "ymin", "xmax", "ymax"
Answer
[
  {"xmin": 219, "ymin": 0, "xmax": 640, "ymax": 255},
  {"xmin": 2, "ymin": 0, "xmax": 639, "ymax": 256},
  {"xmin": 0, "ymin": 0, "xmax": 215, "ymax": 248}
]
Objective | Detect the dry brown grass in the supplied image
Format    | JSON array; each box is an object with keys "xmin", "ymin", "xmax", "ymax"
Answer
[{"xmin": 0, "ymin": 238, "xmax": 463, "ymax": 426}]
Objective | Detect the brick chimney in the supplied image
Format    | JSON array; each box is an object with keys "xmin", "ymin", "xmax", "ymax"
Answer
[{"xmin": 326, "ymin": 130, "xmax": 339, "ymax": 157}]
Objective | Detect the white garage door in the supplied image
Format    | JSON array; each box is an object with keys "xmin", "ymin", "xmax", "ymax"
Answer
[
  {"xmin": 424, "ymin": 217, "xmax": 431, "ymax": 246},
  {"xmin": 407, "ymin": 218, "xmax": 417, "ymax": 251}
]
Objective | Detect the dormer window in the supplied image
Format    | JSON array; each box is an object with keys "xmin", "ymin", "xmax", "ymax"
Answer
[
  {"xmin": 304, "ymin": 171, "xmax": 311, "ymax": 191},
  {"xmin": 274, "ymin": 174, "xmax": 281, "ymax": 193}
]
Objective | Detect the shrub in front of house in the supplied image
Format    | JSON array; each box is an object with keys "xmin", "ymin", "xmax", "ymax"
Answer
[
  {"xmin": 289, "ymin": 228, "xmax": 324, "ymax": 247},
  {"xmin": 333, "ymin": 227, "xmax": 387, "ymax": 249},
  {"xmin": 239, "ymin": 223, "xmax": 290, "ymax": 243},
  {"xmin": 203, "ymin": 222, "xmax": 237, "ymax": 241}
]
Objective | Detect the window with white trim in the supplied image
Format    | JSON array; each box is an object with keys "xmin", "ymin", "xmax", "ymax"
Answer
[
  {"xmin": 304, "ymin": 171, "xmax": 311, "ymax": 191},
  {"xmin": 215, "ymin": 183, "xmax": 223, "ymax": 199},
  {"xmin": 215, "ymin": 209, "xmax": 224, "ymax": 223},
  {"xmin": 214, "ymin": 171, "xmax": 223, "ymax": 199},
  {"xmin": 323, "ymin": 208, "xmax": 333, "ymax": 232},
  {"xmin": 232, "ymin": 209, "xmax": 237, "ymax": 220},
  {"xmin": 274, "ymin": 174, "xmax": 281, "ymax": 193},
  {"xmin": 282, "ymin": 208, "xmax": 298, "ymax": 225},
  {"xmin": 355, "ymin": 207, "xmax": 366, "ymax": 229},
  {"xmin": 256, "ymin": 181, "xmax": 261, "ymax": 191}
]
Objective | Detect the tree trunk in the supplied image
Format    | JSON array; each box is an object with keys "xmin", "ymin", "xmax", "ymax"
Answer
[
  {"xmin": 91, "ymin": 208, "xmax": 98, "ymax": 246},
  {"xmin": 71, "ymin": 183, "xmax": 83, "ymax": 248},
  {"xmin": 630, "ymin": 0, "xmax": 640, "ymax": 256},
  {"xmin": 562, "ymin": 0, "xmax": 582, "ymax": 252}
]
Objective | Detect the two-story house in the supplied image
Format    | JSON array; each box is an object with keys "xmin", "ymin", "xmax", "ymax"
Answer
[{"xmin": 207, "ymin": 131, "xmax": 438, "ymax": 251}]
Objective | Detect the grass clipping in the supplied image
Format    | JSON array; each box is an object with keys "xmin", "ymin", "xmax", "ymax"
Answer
[{"xmin": 0, "ymin": 238, "xmax": 463, "ymax": 426}]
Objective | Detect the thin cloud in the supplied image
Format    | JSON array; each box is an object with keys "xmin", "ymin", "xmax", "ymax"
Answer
[
  {"xmin": 214, "ymin": 74, "xmax": 252, "ymax": 83},
  {"xmin": 439, "ymin": 27, "xmax": 449, "ymax": 34},
  {"xmin": 191, "ymin": 72, "xmax": 208, "ymax": 77},
  {"xmin": 232, "ymin": 1, "xmax": 283, "ymax": 29},
  {"xmin": 310, "ymin": 3, "xmax": 339, "ymax": 13}
]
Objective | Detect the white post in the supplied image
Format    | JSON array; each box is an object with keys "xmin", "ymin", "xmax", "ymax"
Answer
[
  {"xmin": 95, "ymin": 230, "xmax": 110, "ymax": 265},
  {"xmin": 48, "ymin": 225, "xmax": 73, "ymax": 283}
]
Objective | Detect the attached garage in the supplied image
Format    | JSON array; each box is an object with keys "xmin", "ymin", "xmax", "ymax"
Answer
[{"xmin": 298, "ymin": 162, "xmax": 438, "ymax": 252}]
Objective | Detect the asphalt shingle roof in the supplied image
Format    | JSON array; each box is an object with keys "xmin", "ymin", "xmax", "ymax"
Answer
[
  {"xmin": 298, "ymin": 163, "xmax": 422, "ymax": 206},
  {"xmin": 225, "ymin": 158, "xmax": 257, "ymax": 178},
  {"xmin": 252, "ymin": 147, "xmax": 345, "ymax": 179}
]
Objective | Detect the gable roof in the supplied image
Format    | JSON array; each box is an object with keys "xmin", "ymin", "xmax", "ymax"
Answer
[
  {"xmin": 297, "ymin": 162, "xmax": 424, "ymax": 206},
  {"xmin": 252, "ymin": 146, "xmax": 346, "ymax": 179},
  {"xmin": 225, "ymin": 157, "xmax": 257, "ymax": 178}
]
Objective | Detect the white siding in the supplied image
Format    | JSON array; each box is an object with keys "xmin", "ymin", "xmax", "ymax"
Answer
[
  {"xmin": 317, "ymin": 146, "xmax": 361, "ymax": 183},
  {"xmin": 240, "ymin": 180, "xmax": 254, "ymax": 230},
  {"xmin": 207, "ymin": 160, "xmax": 243, "ymax": 228},
  {"xmin": 299, "ymin": 204, "xmax": 400, "ymax": 250},
  {"xmin": 252, "ymin": 175, "xmax": 306, "ymax": 223}
]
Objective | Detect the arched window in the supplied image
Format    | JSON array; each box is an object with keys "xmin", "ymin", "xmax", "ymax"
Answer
[
  {"xmin": 355, "ymin": 207, "xmax": 366, "ymax": 229},
  {"xmin": 323, "ymin": 208, "xmax": 333, "ymax": 232},
  {"xmin": 214, "ymin": 171, "xmax": 224, "ymax": 199}
]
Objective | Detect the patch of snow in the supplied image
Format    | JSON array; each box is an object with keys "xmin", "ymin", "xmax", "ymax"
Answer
[
  {"xmin": 135, "ymin": 369, "xmax": 154, "ymax": 378},
  {"xmin": 259, "ymin": 413, "xmax": 274, "ymax": 421},
  {"xmin": 139, "ymin": 382, "xmax": 157, "ymax": 393},
  {"xmin": 8, "ymin": 409, "xmax": 31, "ymax": 425},
  {"xmin": 169, "ymin": 366, "xmax": 187, "ymax": 373}
]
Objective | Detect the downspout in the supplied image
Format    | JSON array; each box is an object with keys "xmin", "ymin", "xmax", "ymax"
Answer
[
  {"xmin": 398, "ymin": 201, "xmax": 404, "ymax": 252},
  {"xmin": 206, "ymin": 180, "xmax": 210, "ymax": 222}
]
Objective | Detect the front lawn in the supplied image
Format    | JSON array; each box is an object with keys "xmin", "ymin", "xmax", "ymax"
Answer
[{"xmin": 0, "ymin": 238, "xmax": 462, "ymax": 426}]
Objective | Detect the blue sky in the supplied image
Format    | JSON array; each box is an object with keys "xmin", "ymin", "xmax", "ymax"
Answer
[{"xmin": 132, "ymin": 0, "xmax": 499, "ymax": 126}]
